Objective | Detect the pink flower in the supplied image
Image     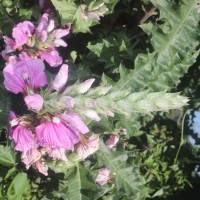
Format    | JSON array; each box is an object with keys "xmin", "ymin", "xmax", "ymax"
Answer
[
  {"xmin": 81, "ymin": 3, "xmax": 108, "ymax": 21},
  {"xmin": 76, "ymin": 78, "xmax": 95, "ymax": 94},
  {"xmin": 11, "ymin": 124, "xmax": 35, "ymax": 152},
  {"xmin": 21, "ymin": 148, "xmax": 41, "ymax": 169},
  {"xmin": 36, "ymin": 13, "xmax": 49, "ymax": 33},
  {"xmin": 3, "ymin": 59, "xmax": 47, "ymax": 94},
  {"xmin": 21, "ymin": 147, "xmax": 48, "ymax": 176},
  {"xmin": 2, "ymin": 14, "xmax": 70, "ymax": 67},
  {"xmin": 105, "ymin": 134, "xmax": 119, "ymax": 149},
  {"xmin": 95, "ymin": 168, "xmax": 111, "ymax": 185},
  {"xmin": 8, "ymin": 111, "xmax": 16, "ymax": 138},
  {"xmin": 12, "ymin": 21, "xmax": 34, "ymax": 46},
  {"xmin": 39, "ymin": 49, "xmax": 62, "ymax": 67},
  {"xmin": 36, "ymin": 117, "xmax": 80, "ymax": 150},
  {"xmin": 2, "ymin": 36, "xmax": 16, "ymax": 53},
  {"xmin": 35, "ymin": 161, "xmax": 48, "ymax": 176},
  {"xmin": 51, "ymin": 64, "xmax": 68, "ymax": 91},
  {"xmin": 61, "ymin": 111, "xmax": 89, "ymax": 134},
  {"xmin": 83, "ymin": 109, "xmax": 101, "ymax": 121},
  {"xmin": 76, "ymin": 134, "xmax": 99, "ymax": 159},
  {"xmin": 24, "ymin": 94, "xmax": 44, "ymax": 112},
  {"xmin": 45, "ymin": 147, "xmax": 68, "ymax": 163}
]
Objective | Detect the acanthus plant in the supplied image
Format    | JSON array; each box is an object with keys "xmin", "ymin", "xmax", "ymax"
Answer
[
  {"xmin": 0, "ymin": 0, "xmax": 199, "ymax": 199},
  {"xmin": 1, "ymin": 12, "xmax": 188, "ymax": 176}
]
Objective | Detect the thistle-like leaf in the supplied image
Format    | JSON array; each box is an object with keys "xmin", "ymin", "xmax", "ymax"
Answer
[
  {"xmin": 97, "ymin": 143, "xmax": 148, "ymax": 199},
  {"xmin": 103, "ymin": 0, "xmax": 200, "ymax": 92},
  {"xmin": 51, "ymin": 0, "xmax": 109, "ymax": 33},
  {"xmin": 67, "ymin": 163, "xmax": 98, "ymax": 200}
]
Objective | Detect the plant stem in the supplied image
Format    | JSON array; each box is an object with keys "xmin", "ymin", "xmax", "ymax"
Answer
[{"xmin": 174, "ymin": 110, "xmax": 188, "ymax": 164}]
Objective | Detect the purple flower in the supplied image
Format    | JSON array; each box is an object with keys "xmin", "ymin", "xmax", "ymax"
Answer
[
  {"xmin": 24, "ymin": 94, "xmax": 44, "ymax": 112},
  {"xmin": 81, "ymin": 3, "xmax": 108, "ymax": 21},
  {"xmin": 61, "ymin": 111, "xmax": 89, "ymax": 134},
  {"xmin": 51, "ymin": 64, "xmax": 68, "ymax": 91},
  {"xmin": 2, "ymin": 36, "xmax": 16, "ymax": 53},
  {"xmin": 39, "ymin": 49, "xmax": 62, "ymax": 67},
  {"xmin": 105, "ymin": 134, "xmax": 119, "ymax": 149},
  {"xmin": 82, "ymin": 109, "xmax": 101, "ymax": 121},
  {"xmin": 76, "ymin": 78, "xmax": 95, "ymax": 94},
  {"xmin": 95, "ymin": 168, "xmax": 111, "ymax": 185},
  {"xmin": 8, "ymin": 111, "xmax": 17, "ymax": 138},
  {"xmin": 2, "ymin": 14, "xmax": 70, "ymax": 67},
  {"xmin": 45, "ymin": 147, "xmax": 68, "ymax": 163},
  {"xmin": 36, "ymin": 117, "xmax": 80, "ymax": 150},
  {"xmin": 21, "ymin": 148, "xmax": 41, "ymax": 169},
  {"xmin": 12, "ymin": 21, "xmax": 34, "ymax": 46},
  {"xmin": 36, "ymin": 13, "xmax": 49, "ymax": 33},
  {"xmin": 11, "ymin": 124, "xmax": 35, "ymax": 152},
  {"xmin": 3, "ymin": 59, "xmax": 47, "ymax": 94},
  {"xmin": 76, "ymin": 134, "xmax": 99, "ymax": 159},
  {"xmin": 35, "ymin": 161, "xmax": 48, "ymax": 176}
]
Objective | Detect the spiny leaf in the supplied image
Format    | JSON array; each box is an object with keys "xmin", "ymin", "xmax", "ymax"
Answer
[
  {"xmin": 51, "ymin": 0, "xmax": 106, "ymax": 33},
  {"xmin": 97, "ymin": 143, "xmax": 148, "ymax": 199},
  {"xmin": 103, "ymin": 0, "xmax": 200, "ymax": 92},
  {"xmin": 67, "ymin": 163, "xmax": 98, "ymax": 200}
]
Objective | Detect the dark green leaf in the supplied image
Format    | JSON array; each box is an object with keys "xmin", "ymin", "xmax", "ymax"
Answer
[{"xmin": 0, "ymin": 145, "xmax": 16, "ymax": 167}]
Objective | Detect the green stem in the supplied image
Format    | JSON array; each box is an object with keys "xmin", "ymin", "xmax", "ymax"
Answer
[{"xmin": 174, "ymin": 110, "xmax": 188, "ymax": 164}]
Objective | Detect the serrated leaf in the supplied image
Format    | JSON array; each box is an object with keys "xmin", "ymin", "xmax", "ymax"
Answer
[
  {"xmin": 103, "ymin": 0, "xmax": 200, "ymax": 92},
  {"xmin": 67, "ymin": 163, "xmax": 98, "ymax": 200},
  {"xmin": 51, "ymin": 0, "xmax": 102, "ymax": 33},
  {"xmin": 98, "ymin": 143, "xmax": 147, "ymax": 199},
  {"xmin": 0, "ymin": 145, "xmax": 16, "ymax": 167}
]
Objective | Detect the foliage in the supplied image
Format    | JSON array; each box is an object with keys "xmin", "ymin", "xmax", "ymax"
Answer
[{"xmin": 0, "ymin": 0, "xmax": 199, "ymax": 199}]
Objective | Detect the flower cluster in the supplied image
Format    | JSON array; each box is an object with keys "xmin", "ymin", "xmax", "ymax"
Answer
[
  {"xmin": 1, "ymin": 7, "xmax": 188, "ymax": 178},
  {"xmin": 2, "ymin": 14, "xmax": 70, "ymax": 67},
  {"xmin": 5, "ymin": 59, "xmax": 100, "ymax": 175}
]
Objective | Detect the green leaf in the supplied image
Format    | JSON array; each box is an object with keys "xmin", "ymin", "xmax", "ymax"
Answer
[
  {"xmin": 51, "ymin": 0, "xmax": 77, "ymax": 25},
  {"xmin": 0, "ymin": 145, "xmax": 16, "ymax": 167},
  {"xmin": 67, "ymin": 163, "xmax": 98, "ymax": 200},
  {"xmin": 97, "ymin": 143, "xmax": 148, "ymax": 199},
  {"xmin": 51, "ymin": 0, "xmax": 102, "ymax": 33},
  {"xmin": 7, "ymin": 172, "xmax": 29, "ymax": 200},
  {"xmin": 103, "ymin": 0, "xmax": 200, "ymax": 92},
  {"xmin": 152, "ymin": 188, "xmax": 164, "ymax": 197}
]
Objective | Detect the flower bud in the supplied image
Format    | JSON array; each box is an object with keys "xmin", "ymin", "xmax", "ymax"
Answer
[
  {"xmin": 47, "ymin": 19, "xmax": 55, "ymax": 32},
  {"xmin": 83, "ymin": 109, "xmax": 101, "ymax": 121},
  {"xmin": 96, "ymin": 168, "xmax": 111, "ymax": 185},
  {"xmin": 24, "ymin": 94, "xmax": 44, "ymax": 112},
  {"xmin": 105, "ymin": 134, "xmax": 119, "ymax": 149},
  {"xmin": 51, "ymin": 64, "xmax": 68, "ymax": 91},
  {"xmin": 77, "ymin": 134, "xmax": 99, "ymax": 159},
  {"xmin": 76, "ymin": 78, "xmax": 95, "ymax": 94}
]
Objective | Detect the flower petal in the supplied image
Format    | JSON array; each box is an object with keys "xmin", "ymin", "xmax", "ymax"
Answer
[
  {"xmin": 24, "ymin": 94, "xmax": 44, "ymax": 112},
  {"xmin": 12, "ymin": 125, "xmax": 35, "ymax": 152},
  {"xmin": 12, "ymin": 21, "xmax": 34, "ymax": 46},
  {"xmin": 39, "ymin": 49, "xmax": 62, "ymax": 67},
  {"xmin": 51, "ymin": 64, "xmax": 68, "ymax": 90},
  {"xmin": 36, "ymin": 119, "xmax": 80, "ymax": 150},
  {"xmin": 62, "ymin": 111, "xmax": 89, "ymax": 134},
  {"xmin": 96, "ymin": 168, "xmax": 110, "ymax": 185}
]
